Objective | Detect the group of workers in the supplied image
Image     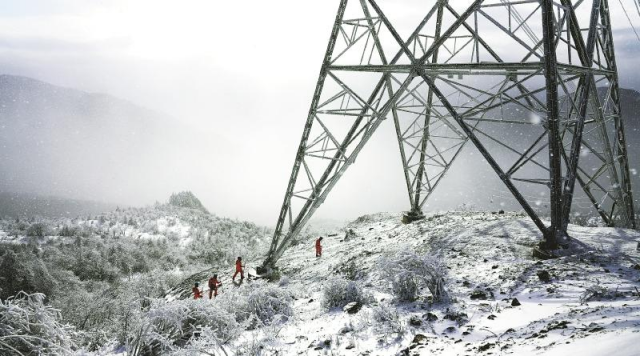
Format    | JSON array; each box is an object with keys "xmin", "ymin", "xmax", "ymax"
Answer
[
  {"xmin": 191, "ymin": 237, "xmax": 325, "ymax": 299},
  {"xmin": 192, "ymin": 256, "xmax": 245, "ymax": 299}
]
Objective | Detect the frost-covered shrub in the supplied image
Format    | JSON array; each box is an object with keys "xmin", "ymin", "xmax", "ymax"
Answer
[
  {"xmin": 52, "ymin": 270, "xmax": 180, "ymax": 349},
  {"xmin": 586, "ymin": 216, "xmax": 606, "ymax": 227},
  {"xmin": 322, "ymin": 276, "xmax": 369, "ymax": 309},
  {"xmin": 456, "ymin": 202, "xmax": 478, "ymax": 212},
  {"xmin": 0, "ymin": 292, "xmax": 77, "ymax": 355},
  {"xmin": 344, "ymin": 228, "xmax": 357, "ymax": 241},
  {"xmin": 214, "ymin": 281, "xmax": 292, "ymax": 329},
  {"xmin": 0, "ymin": 250, "xmax": 56, "ymax": 301},
  {"xmin": 579, "ymin": 284, "xmax": 623, "ymax": 304},
  {"xmin": 59, "ymin": 224, "xmax": 79, "ymax": 237},
  {"xmin": 234, "ymin": 328, "xmax": 285, "ymax": 356},
  {"xmin": 26, "ymin": 222, "xmax": 50, "ymax": 237},
  {"xmin": 129, "ymin": 299, "xmax": 191, "ymax": 355},
  {"xmin": 235, "ymin": 338, "xmax": 265, "ymax": 356},
  {"xmin": 443, "ymin": 308, "xmax": 469, "ymax": 326},
  {"xmin": 379, "ymin": 250, "xmax": 449, "ymax": 302},
  {"xmin": 372, "ymin": 304, "xmax": 404, "ymax": 336},
  {"xmin": 243, "ymin": 282, "xmax": 293, "ymax": 326},
  {"xmin": 393, "ymin": 273, "xmax": 419, "ymax": 302},
  {"xmin": 167, "ymin": 326, "xmax": 229, "ymax": 356},
  {"xmin": 129, "ymin": 298, "xmax": 241, "ymax": 355},
  {"xmin": 278, "ymin": 276, "xmax": 290, "ymax": 287},
  {"xmin": 336, "ymin": 260, "xmax": 364, "ymax": 280}
]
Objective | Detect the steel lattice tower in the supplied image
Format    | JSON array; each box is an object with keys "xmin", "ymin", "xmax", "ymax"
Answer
[{"xmin": 262, "ymin": 0, "xmax": 636, "ymax": 269}]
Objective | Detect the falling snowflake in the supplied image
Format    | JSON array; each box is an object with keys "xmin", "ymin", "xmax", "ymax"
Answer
[
  {"xmin": 529, "ymin": 112, "xmax": 542, "ymax": 125},
  {"xmin": 580, "ymin": 147, "xmax": 589, "ymax": 157}
]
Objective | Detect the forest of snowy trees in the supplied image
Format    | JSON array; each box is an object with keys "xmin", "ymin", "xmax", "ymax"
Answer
[{"xmin": 0, "ymin": 192, "xmax": 285, "ymax": 354}]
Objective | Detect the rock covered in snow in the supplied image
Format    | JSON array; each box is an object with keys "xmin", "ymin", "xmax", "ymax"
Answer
[{"xmin": 343, "ymin": 301, "xmax": 362, "ymax": 314}]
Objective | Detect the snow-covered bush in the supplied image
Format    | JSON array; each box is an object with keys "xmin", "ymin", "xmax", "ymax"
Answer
[
  {"xmin": 379, "ymin": 250, "xmax": 449, "ymax": 302},
  {"xmin": 579, "ymin": 284, "xmax": 623, "ymax": 304},
  {"xmin": 0, "ymin": 292, "xmax": 77, "ymax": 355},
  {"xmin": 336, "ymin": 260, "xmax": 364, "ymax": 280},
  {"xmin": 321, "ymin": 276, "xmax": 369, "ymax": 309},
  {"xmin": 395, "ymin": 273, "xmax": 419, "ymax": 302},
  {"xmin": 443, "ymin": 308, "xmax": 469, "ymax": 326},
  {"xmin": 278, "ymin": 276, "xmax": 290, "ymax": 287},
  {"xmin": 243, "ymin": 282, "xmax": 293, "ymax": 326},
  {"xmin": 130, "ymin": 281, "xmax": 293, "ymax": 354},
  {"xmin": 234, "ymin": 329, "xmax": 285, "ymax": 356},
  {"xmin": 344, "ymin": 228, "xmax": 357, "ymax": 241},
  {"xmin": 26, "ymin": 222, "xmax": 50, "ymax": 237},
  {"xmin": 0, "ymin": 249, "xmax": 56, "ymax": 301},
  {"xmin": 215, "ymin": 281, "xmax": 293, "ymax": 328},
  {"xmin": 129, "ymin": 299, "xmax": 191, "ymax": 355},
  {"xmin": 372, "ymin": 304, "xmax": 405, "ymax": 336},
  {"xmin": 59, "ymin": 224, "xmax": 79, "ymax": 237},
  {"xmin": 586, "ymin": 216, "xmax": 606, "ymax": 227},
  {"xmin": 456, "ymin": 202, "xmax": 478, "ymax": 212},
  {"xmin": 167, "ymin": 326, "xmax": 229, "ymax": 356},
  {"xmin": 129, "ymin": 298, "xmax": 241, "ymax": 355}
]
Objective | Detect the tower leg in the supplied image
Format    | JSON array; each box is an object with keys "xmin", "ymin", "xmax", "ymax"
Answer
[
  {"xmin": 599, "ymin": 0, "xmax": 636, "ymax": 228},
  {"xmin": 541, "ymin": 0, "xmax": 563, "ymax": 250},
  {"xmin": 263, "ymin": 0, "xmax": 350, "ymax": 268},
  {"xmin": 410, "ymin": 4, "xmax": 444, "ymax": 220}
]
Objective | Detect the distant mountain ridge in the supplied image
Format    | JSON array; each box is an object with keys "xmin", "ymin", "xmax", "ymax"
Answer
[
  {"xmin": 0, "ymin": 192, "xmax": 118, "ymax": 218},
  {"xmin": 599, "ymin": 87, "xmax": 640, "ymax": 124},
  {"xmin": 0, "ymin": 74, "xmax": 213, "ymax": 207},
  {"xmin": 0, "ymin": 74, "xmax": 171, "ymax": 123}
]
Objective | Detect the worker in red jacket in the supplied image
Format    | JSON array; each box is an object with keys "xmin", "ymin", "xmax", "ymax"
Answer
[
  {"xmin": 208, "ymin": 274, "xmax": 222, "ymax": 299},
  {"xmin": 315, "ymin": 237, "xmax": 323, "ymax": 257},
  {"xmin": 232, "ymin": 257, "xmax": 244, "ymax": 281},
  {"xmin": 192, "ymin": 282, "xmax": 203, "ymax": 299}
]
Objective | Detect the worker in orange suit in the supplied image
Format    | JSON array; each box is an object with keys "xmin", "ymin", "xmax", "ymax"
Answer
[
  {"xmin": 208, "ymin": 274, "xmax": 222, "ymax": 299},
  {"xmin": 192, "ymin": 282, "xmax": 203, "ymax": 299},
  {"xmin": 233, "ymin": 257, "xmax": 244, "ymax": 281},
  {"xmin": 315, "ymin": 237, "xmax": 323, "ymax": 257}
]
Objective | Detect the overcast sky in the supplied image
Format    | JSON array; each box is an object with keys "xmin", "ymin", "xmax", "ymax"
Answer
[{"xmin": 1, "ymin": 0, "xmax": 639, "ymax": 225}]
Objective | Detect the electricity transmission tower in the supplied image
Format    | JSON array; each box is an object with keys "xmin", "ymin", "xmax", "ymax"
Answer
[{"xmin": 262, "ymin": 0, "xmax": 636, "ymax": 269}]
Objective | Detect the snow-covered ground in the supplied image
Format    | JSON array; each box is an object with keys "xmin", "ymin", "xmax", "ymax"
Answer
[{"xmin": 233, "ymin": 211, "xmax": 640, "ymax": 355}]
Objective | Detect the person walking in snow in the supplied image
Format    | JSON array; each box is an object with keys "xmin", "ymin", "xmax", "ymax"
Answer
[
  {"xmin": 192, "ymin": 282, "xmax": 203, "ymax": 299},
  {"xmin": 208, "ymin": 274, "xmax": 222, "ymax": 299},
  {"xmin": 315, "ymin": 237, "xmax": 323, "ymax": 257},
  {"xmin": 233, "ymin": 257, "xmax": 244, "ymax": 281}
]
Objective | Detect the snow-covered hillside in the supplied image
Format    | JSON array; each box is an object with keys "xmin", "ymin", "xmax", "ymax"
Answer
[
  {"xmin": 0, "ymin": 196, "xmax": 274, "ymax": 355},
  {"xmin": 0, "ymin": 203, "xmax": 266, "ymax": 254},
  {"xmin": 233, "ymin": 211, "xmax": 640, "ymax": 355},
  {"xmin": 2, "ymin": 208, "xmax": 639, "ymax": 355}
]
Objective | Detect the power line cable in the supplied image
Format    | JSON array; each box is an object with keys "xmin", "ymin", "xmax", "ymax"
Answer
[{"xmin": 618, "ymin": 0, "xmax": 640, "ymax": 42}]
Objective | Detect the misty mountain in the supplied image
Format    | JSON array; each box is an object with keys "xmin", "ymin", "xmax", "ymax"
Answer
[
  {"xmin": 168, "ymin": 191, "xmax": 209, "ymax": 214},
  {"xmin": 0, "ymin": 74, "xmax": 214, "ymax": 206},
  {"xmin": 0, "ymin": 192, "xmax": 118, "ymax": 218},
  {"xmin": 607, "ymin": 87, "xmax": 640, "ymax": 128}
]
